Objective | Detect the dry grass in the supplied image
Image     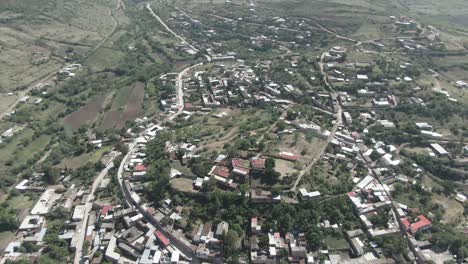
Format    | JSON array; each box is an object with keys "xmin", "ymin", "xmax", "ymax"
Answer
[
  {"xmin": 433, "ymin": 194, "xmax": 464, "ymax": 225},
  {"xmin": 0, "ymin": 0, "xmax": 122, "ymax": 92},
  {"xmin": 0, "ymin": 95, "xmax": 18, "ymax": 114},
  {"xmin": 171, "ymin": 178, "xmax": 198, "ymax": 193}
]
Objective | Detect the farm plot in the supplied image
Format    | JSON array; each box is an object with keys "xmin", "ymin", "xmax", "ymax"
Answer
[
  {"xmin": 101, "ymin": 82, "xmax": 145, "ymax": 130},
  {"xmin": 63, "ymin": 94, "xmax": 108, "ymax": 130}
]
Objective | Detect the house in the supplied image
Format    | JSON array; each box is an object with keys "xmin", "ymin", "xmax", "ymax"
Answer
[
  {"xmin": 215, "ymin": 221, "xmax": 229, "ymax": 238},
  {"xmin": 231, "ymin": 158, "xmax": 251, "ymax": 178},
  {"xmin": 209, "ymin": 165, "xmax": 230, "ymax": 180},
  {"xmin": 200, "ymin": 222, "xmax": 213, "ymax": 242},
  {"xmin": 455, "ymin": 193, "xmax": 467, "ymax": 203},
  {"xmin": 299, "ymin": 188, "xmax": 321, "ymax": 200},
  {"xmin": 277, "ymin": 152, "xmax": 299, "ymax": 162},
  {"xmin": 1, "ymin": 128, "xmax": 14, "ymax": 138},
  {"xmin": 402, "ymin": 215, "xmax": 432, "ymax": 234},
  {"xmin": 134, "ymin": 164, "xmax": 147, "ymax": 172},
  {"xmin": 251, "ymin": 158, "xmax": 266, "ymax": 172},
  {"xmin": 430, "ymin": 143, "xmax": 449, "ymax": 157},
  {"xmin": 350, "ymin": 237, "xmax": 365, "ymax": 257},
  {"xmin": 421, "ymin": 130, "xmax": 443, "ymax": 139},
  {"xmin": 19, "ymin": 215, "xmax": 44, "ymax": 231},
  {"xmin": 415, "ymin": 122, "xmax": 433, "ymax": 131},
  {"xmin": 155, "ymin": 230, "xmax": 171, "ymax": 247},
  {"xmin": 382, "ymin": 153, "xmax": 401, "ymax": 166},
  {"xmin": 31, "ymin": 189, "xmax": 61, "ymax": 215},
  {"xmin": 251, "ymin": 217, "xmax": 261, "ymax": 234},
  {"xmin": 171, "ymin": 250, "xmax": 180, "ymax": 264},
  {"xmin": 343, "ymin": 112, "xmax": 352, "ymax": 125},
  {"xmin": 105, "ymin": 236, "xmax": 120, "ymax": 262},
  {"xmin": 194, "ymin": 177, "xmax": 204, "ymax": 189},
  {"xmin": 101, "ymin": 205, "xmax": 113, "ymax": 218},
  {"xmin": 357, "ymin": 74, "xmax": 369, "ymax": 80},
  {"xmin": 378, "ymin": 120, "xmax": 396, "ymax": 128}
]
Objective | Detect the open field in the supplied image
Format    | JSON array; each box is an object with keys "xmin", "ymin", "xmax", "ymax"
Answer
[
  {"xmin": 323, "ymin": 235, "xmax": 349, "ymax": 251},
  {"xmin": 0, "ymin": 95, "xmax": 18, "ymax": 114},
  {"xmin": 58, "ymin": 145, "xmax": 112, "ymax": 169},
  {"xmin": 0, "ymin": 232, "xmax": 14, "ymax": 254},
  {"xmin": 15, "ymin": 135, "xmax": 52, "ymax": 164},
  {"xmin": 433, "ymin": 194, "xmax": 465, "ymax": 225},
  {"xmin": 86, "ymin": 48, "xmax": 125, "ymax": 72},
  {"xmin": 171, "ymin": 178, "xmax": 198, "ymax": 193},
  {"xmin": 274, "ymin": 159, "xmax": 298, "ymax": 177}
]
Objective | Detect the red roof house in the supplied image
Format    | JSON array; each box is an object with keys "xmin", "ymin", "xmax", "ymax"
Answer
[
  {"xmin": 134, "ymin": 164, "xmax": 147, "ymax": 172},
  {"xmin": 402, "ymin": 215, "xmax": 432, "ymax": 234},
  {"xmin": 401, "ymin": 218, "xmax": 411, "ymax": 230},
  {"xmin": 410, "ymin": 215, "xmax": 432, "ymax": 234},
  {"xmin": 101, "ymin": 205, "xmax": 113, "ymax": 216},
  {"xmin": 209, "ymin": 166, "xmax": 230, "ymax": 178},
  {"xmin": 251, "ymin": 158, "xmax": 266, "ymax": 170},
  {"xmin": 278, "ymin": 152, "xmax": 299, "ymax": 162},
  {"xmin": 232, "ymin": 158, "xmax": 251, "ymax": 169},
  {"xmin": 155, "ymin": 230, "xmax": 170, "ymax": 247}
]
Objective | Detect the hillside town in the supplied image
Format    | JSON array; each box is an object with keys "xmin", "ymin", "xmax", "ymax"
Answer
[{"xmin": 0, "ymin": 0, "xmax": 467, "ymax": 264}]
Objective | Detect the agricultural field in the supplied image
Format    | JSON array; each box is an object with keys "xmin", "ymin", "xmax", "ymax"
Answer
[
  {"xmin": 64, "ymin": 95, "xmax": 110, "ymax": 130},
  {"xmin": 100, "ymin": 82, "xmax": 145, "ymax": 130}
]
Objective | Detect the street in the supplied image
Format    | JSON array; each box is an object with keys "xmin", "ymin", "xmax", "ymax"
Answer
[{"xmin": 74, "ymin": 151, "xmax": 119, "ymax": 264}]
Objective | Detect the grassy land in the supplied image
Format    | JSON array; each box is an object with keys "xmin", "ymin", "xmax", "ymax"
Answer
[
  {"xmin": 0, "ymin": 96, "xmax": 18, "ymax": 114},
  {"xmin": 7, "ymin": 194, "xmax": 34, "ymax": 211},
  {"xmin": 86, "ymin": 48, "xmax": 125, "ymax": 72},
  {"xmin": 323, "ymin": 235, "xmax": 349, "ymax": 251},
  {"xmin": 15, "ymin": 135, "xmax": 51, "ymax": 163},
  {"xmin": 58, "ymin": 145, "xmax": 112, "ymax": 169},
  {"xmin": 0, "ymin": 128, "xmax": 34, "ymax": 161},
  {"xmin": 0, "ymin": 231, "xmax": 14, "ymax": 254},
  {"xmin": 433, "ymin": 194, "xmax": 465, "ymax": 225}
]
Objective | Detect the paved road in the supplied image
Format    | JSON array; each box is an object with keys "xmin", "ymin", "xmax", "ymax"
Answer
[
  {"xmin": 74, "ymin": 152, "xmax": 119, "ymax": 264},
  {"xmin": 115, "ymin": 62, "xmax": 207, "ymax": 262},
  {"xmin": 169, "ymin": 63, "xmax": 203, "ymax": 121},
  {"xmin": 146, "ymin": 3, "xmax": 198, "ymax": 52},
  {"xmin": 362, "ymin": 154, "xmax": 424, "ymax": 263}
]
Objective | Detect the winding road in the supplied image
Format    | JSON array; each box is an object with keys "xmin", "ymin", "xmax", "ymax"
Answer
[
  {"xmin": 115, "ymin": 60, "xmax": 206, "ymax": 262},
  {"xmin": 170, "ymin": 63, "xmax": 204, "ymax": 121}
]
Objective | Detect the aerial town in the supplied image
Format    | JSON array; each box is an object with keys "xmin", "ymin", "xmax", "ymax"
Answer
[{"xmin": 0, "ymin": 0, "xmax": 467, "ymax": 264}]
